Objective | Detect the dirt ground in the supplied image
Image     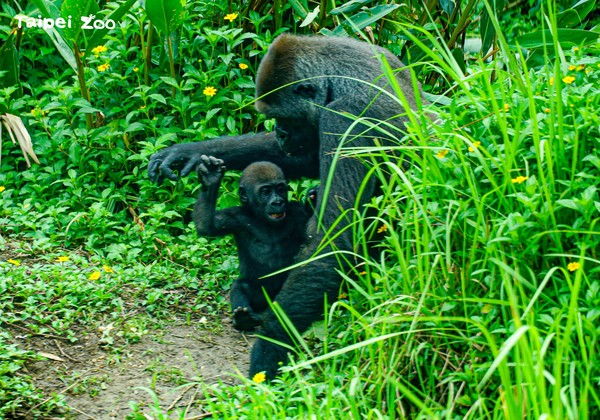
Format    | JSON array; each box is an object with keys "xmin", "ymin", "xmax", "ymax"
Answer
[{"xmin": 12, "ymin": 318, "xmax": 253, "ymax": 419}]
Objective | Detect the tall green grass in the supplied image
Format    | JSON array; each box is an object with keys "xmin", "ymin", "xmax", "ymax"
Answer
[{"xmin": 191, "ymin": 14, "xmax": 600, "ymax": 420}]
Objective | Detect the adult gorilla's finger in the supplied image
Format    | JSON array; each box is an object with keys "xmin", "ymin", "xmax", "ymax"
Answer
[
  {"xmin": 147, "ymin": 155, "xmax": 161, "ymax": 183},
  {"xmin": 180, "ymin": 156, "xmax": 201, "ymax": 178},
  {"xmin": 158, "ymin": 154, "xmax": 182, "ymax": 181}
]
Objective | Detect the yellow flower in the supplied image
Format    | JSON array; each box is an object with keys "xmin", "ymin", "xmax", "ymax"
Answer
[
  {"xmin": 511, "ymin": 176, "xmax": 528, "ymax": 184},
  {"xmin": 56, "ymin": 256, "xmax": 69, "ymax": 263},
  {"xmin": 503, "ymin": 103, "xmax": 510, "ymax": 112},
  {"xmin": 562, "ymin": 75, "xmax": 575, "ymax": 84},
  {"xmin": 97, "ymin": 63, "xmax": 110, "ymax": 72},
  {"xmin": 377, "ymin": 224, "xmax": 388, "ymax": 234},
  {"xmin": 252, "ymin": 372, "xmax": 266, "ymax": 384},
  {"xmin": 482, "ymin": 303, "xmax": 493, "ymax": 314},
  {"xmin": 103, "ymin": 265, "xmax": 114, "ymax": 273},
  {"xmin": 89, "ymin": 271, "xmax": 101, "ymax": 281},
  {"xmin": 468, "ymin": 141, "xmax": 481, "ymax": 152},
  {"xmin": 133, "ymin": 67, "xmax": 139, "ymax": 72},
  {"xmin": 436, "ymin": 149, "xmax": 449, "ymax": 159},
  {"xmin": 569, "ymin": 65, "xmax": 576, "ymax": 71},
  {"xmin": 549, "ymin": 77, "xmax": 554, "ymax": 86},
  {"xmin": 203, "ymin": 86, "xmax": 217, "ymax": 97},
  {"xmin": 0, "ymin": 186, "xmax": 5, "ymax": 193},
  {"xmin": 576, "ymin": 64, "xmax": 585, "ymax": 71},
  {"xmin": 224, "ymin": 13, "xmax": 238, "ymax": 22},
  {"xmin": 239, "ymin": 63, "xmax": 248, "ymax": 70},
  {"xmin": 567, "ymin": 262, "xmax": 580, "ymax": 272},
  {"xmin": 91, "ymin": 45, "xmax": 107, "ymax": 56},
  {"xmin": 544, "ymin": 108, "xmax": 550, "ymax": 113},
  {"xmin": 7, "ymin": 259, "xmax": 20, "ymax": 266},
  {"xmin": 573, "ymin": 47, "xmax": 579, "ymax": 52}
]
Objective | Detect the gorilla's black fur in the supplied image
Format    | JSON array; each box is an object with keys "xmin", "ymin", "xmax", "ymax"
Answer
[
  {"xmin": 148, "ymin": 34, "xmax": 427, "ymax": 379},
  {"xmin": 194, "ymin": 155, "xmax": 312, "ymax": 331}
]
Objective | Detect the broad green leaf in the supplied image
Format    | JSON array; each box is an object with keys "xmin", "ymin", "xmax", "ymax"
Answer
[
  {"xmin": 87, "ymin": 0, "xmax": 137, "ymax": 51},
  {"xmin": 335, "ymin": 4, "xmax": 400, "ymax": 35},
  {"xmin": 480, "ymin": 0, "xmax": 505, "ymax": 54},
  {"xmin": 29, "ymin": 0, "xmax": 77, "ymax": 70},
  {"xmin": 557, "ymin": 0, "xmax": 597, "ymax": 28},
  {"xmin": 556, "ymin": 199, "xmax": 579, "ymax": 211},
  {"xmin": 451, "ymin": 47, "xmax": 466, "ymax": 74},
  {"xmin": 514, "ymin": 29, "xmax": 599, "ymax": 49},
  {"xmin": 300, "ymin": 6, "xmax": 320, "ymax": 28},
  {"xmin": 287, "ymin": 0, "xmax": 309, "ymax": 19},
  {"xmin": 145, "ymin": 0, "xmax": 185, "ymax": 35},
  {"xmin": 61, "ymin": 0, "xmax": 100, "ymax": 43},
  {"xmin": 43, "ymin": 26, "xmax": 78, "ymax": 70},
  {"xmin": 0, "ymin": 35, "xmax": 19, "ymax": 89},
  {"xmin": 149, "ymin": 93, "xmax": 167, "ymax": 104},
  {"xmin": 0, "ymin": 35, "xmax": 22, "ymax": 106},
  {"xmin": 330, "ymin": 0, "xmax": 372, "ymax": 15},
  {"xmin": 440, "ymin": 0, "xmax": 456, "ymax": 15}
]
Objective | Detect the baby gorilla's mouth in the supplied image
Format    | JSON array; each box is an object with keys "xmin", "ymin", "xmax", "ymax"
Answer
[{"xmin": 269, "ymin": 212, "xmax": 286, "ymax": 221}]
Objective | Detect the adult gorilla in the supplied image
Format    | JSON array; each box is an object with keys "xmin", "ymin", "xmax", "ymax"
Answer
[{"xmin": 148, "ymin": 34, "xmax": 427, "ymax": 379}]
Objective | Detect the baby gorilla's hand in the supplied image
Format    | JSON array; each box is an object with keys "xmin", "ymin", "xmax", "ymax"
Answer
[{"xmin": 196, "ymin": 155, "xmax": 226, "ymax": 186}]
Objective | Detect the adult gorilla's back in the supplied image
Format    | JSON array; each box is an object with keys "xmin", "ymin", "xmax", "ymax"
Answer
[{"xmin": 148, "ymin": 34, "xmax": 427, "ymax": 379}]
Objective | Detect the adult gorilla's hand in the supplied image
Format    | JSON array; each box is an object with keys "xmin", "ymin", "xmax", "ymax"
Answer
[{"xmin": 148, "ymin": 143, "xmax": 206, "ymax": 185}]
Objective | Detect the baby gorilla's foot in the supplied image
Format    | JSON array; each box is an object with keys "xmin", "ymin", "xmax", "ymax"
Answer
[{"xmin": 232, "ymin": 307, "xmax": 262, "ymax": 331}]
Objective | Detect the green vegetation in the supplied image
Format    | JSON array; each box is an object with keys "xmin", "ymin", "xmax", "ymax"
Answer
[{"xmin": 1, "ymin": 0, "xmax": 599, "ymax": 418}]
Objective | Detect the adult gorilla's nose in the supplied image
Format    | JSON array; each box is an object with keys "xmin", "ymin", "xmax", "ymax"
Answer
[{"xmin": 274, "ymin": 124, "xmax": 289, "ymax": 143}]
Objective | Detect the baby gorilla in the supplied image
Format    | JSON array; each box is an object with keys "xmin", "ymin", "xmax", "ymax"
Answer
[{"xmin": 194, "ymin": 155, "xmax": 313, "ymax": 331}]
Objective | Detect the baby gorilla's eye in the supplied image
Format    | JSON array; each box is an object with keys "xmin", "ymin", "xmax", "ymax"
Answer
[
  {"xmin": 259, "ymin": 186, "xmax": 272, "ymax": 199},
  {"xmin": 276, "ymin": 185, "xmax": 287, "ymax": 196}
]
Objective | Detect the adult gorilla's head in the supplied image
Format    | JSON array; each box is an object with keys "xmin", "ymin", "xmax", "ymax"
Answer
[
  {"xmin": 239, "ymin": 161, "xmax": 289, "ymax": 224},
  {"xmin": 254, "ymin": 35, "xmax": 328, "ymax": 156},
  {"xmin": 254, "ymin": 34, "xmax": 404, "ymax": 157}
]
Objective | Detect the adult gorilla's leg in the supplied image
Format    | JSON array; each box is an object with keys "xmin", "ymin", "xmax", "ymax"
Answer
[
  {"xmin": 249, "ymin": 250, "xmax": 343, "ymax": 378},
  {"xmin": 250, "ymin": 155, "xmax": 376, "ymax": 379}
]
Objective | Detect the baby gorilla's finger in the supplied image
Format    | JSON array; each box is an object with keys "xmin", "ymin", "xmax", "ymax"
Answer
[
  {"xmin": 208, "ymin": 156, "xmax": 224, "ymax": 167},
  {"xmin": 196, "ymin": 162, "xmax": 209, "ymax": 174}
]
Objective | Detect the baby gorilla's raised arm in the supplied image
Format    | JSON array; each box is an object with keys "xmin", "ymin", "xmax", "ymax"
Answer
[{"xmin": 193, "ymin": 155, "xmax": 230, "ymax": 237}]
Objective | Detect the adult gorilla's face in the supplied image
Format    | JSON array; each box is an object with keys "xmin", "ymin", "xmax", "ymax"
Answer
[
  {"xmin": 274, "ymin": 118, "xmax": 319, "ymax": 156},
  {"xmin": 255, "ymin": 37, "xmax": 322, "ymax": 158}
]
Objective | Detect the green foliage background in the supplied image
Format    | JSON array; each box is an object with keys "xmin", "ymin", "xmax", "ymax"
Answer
[{"xmin": 0, "ymin": 0, "xmax": 599, "ymax": 417}]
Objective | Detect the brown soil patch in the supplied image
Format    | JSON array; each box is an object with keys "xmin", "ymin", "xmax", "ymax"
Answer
[{"xmin": 13, "ymin": 319, "xmax": 253, "ymax": 418}]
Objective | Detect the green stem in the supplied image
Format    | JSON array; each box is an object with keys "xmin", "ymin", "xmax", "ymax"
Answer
[{"xmin": 73, "ymin": 42, "xmax": 93, "ymax": 129}]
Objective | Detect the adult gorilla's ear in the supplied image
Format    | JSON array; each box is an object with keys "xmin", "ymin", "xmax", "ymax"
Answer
[
  {"xmin": 239, "ymin": 187, "xmax": 249, "ymax": 203},
  {"xmin": 293, "ymin": 82, "xmax": 316, "ymax": 99}
]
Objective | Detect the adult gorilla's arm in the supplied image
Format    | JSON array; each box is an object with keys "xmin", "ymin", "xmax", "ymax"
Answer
[{"xmin": 148, "ymin": 131, "xmax": 319, "ymax": 184}]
